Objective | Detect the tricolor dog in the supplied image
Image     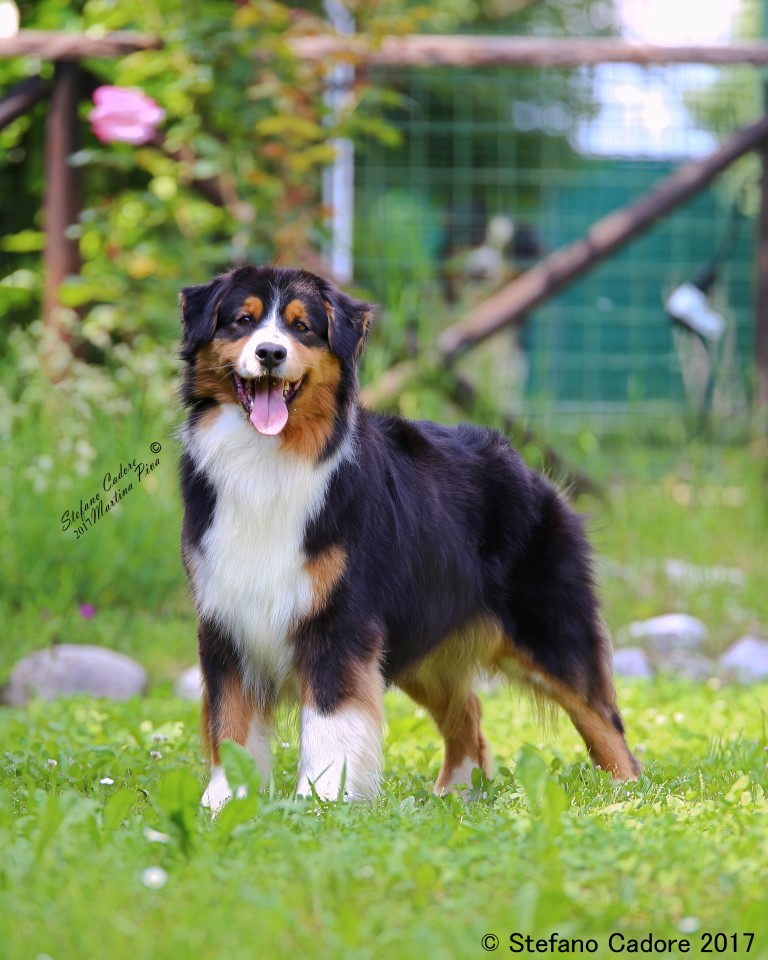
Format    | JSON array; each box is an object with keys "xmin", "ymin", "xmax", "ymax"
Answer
[{"xmin": 178, "ymin": 265, "xmax": 640, "ymax": 812}]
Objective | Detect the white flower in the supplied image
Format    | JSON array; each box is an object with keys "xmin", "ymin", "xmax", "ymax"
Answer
[
  {"xmin": 678, "ymin": 917, "xmax": 700, "ymax": 934},
  {"xmin": 143, "ymin": 828, "xmax": 170, "ymax": 844},
  {"xmin": 141, "ymin": 866, "xmax": 168, "ymax": 889},
  {"xmin": 100, "ymin": 777, "xmax": 114, "ymax": 785}
]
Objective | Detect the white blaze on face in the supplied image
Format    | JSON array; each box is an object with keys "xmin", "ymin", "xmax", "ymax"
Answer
[
  {"xmin": 234, "ymin": 311, "xmax": 293, "ymax": 379},
  {"xmin": 235, "ymin": 310, "xmax": 296, "ymax": 436}
]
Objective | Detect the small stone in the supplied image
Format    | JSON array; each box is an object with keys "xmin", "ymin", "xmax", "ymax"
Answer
[
  {"xmin": 719, "ymin": 636, "xmax": 768, "ymax": 683},
  {"xmin": 174, "ymin": 664, "xmax": 202, "ymax": 701},
  {"xmin": 627, "ymin": 614, "xmax": 708, "ymax": 652},
  {"xmin": 664, "ymin": 559, "xmax": 745, "ymax": 588},
  {"xmin": 654, "ymin": 649, "xmax": 715, "ymax": 682},
  {"xmin": 612, "ymin": 647, "xmax": 653, "ymax": 679},
  {"xmin": 1, "ymin": 645, "xmax": 147, "ymax": 705}
]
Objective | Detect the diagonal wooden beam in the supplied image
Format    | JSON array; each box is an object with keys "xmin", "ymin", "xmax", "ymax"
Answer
[
  {"xmin": 0, "ymin": 75, "xmax": 48, "ymax": 130},
  {"xmin": 438, "ymin": 112, "xmax": 768, "ymax": 361}
]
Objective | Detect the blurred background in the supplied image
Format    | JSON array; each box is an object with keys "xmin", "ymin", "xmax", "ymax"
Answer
[{"xmin": 0, "ymin": 0, "xmax": 765, "ymax": 691}]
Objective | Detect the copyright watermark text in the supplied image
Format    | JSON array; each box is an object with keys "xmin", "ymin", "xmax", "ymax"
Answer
[{"xmin": 480, "ymin": 931, "xmax": 755, "ymax": 954}]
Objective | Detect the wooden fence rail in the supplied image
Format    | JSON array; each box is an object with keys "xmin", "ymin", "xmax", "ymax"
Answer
[{"xmin": 287, "ymin": 35, "xmax": 768, "ymax": 68}]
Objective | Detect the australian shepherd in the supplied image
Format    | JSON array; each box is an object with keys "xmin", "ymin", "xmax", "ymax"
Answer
[{"xmin": 178, "ymin": 265, "xmax": 640, "ymax": 812}]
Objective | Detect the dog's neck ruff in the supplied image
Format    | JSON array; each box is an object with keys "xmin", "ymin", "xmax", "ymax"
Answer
[{"xmin": 183, "ymin": 403, "xmax": 355, "ymax": 696}]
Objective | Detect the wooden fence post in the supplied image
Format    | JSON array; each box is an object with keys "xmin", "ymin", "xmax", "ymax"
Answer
[{"xmin": 42, "ymin": 61, "xmax": 81, "ymax": 336}]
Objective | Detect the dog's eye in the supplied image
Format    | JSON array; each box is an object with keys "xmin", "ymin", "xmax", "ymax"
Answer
[
  {"xmin": 293, "ymin": 321, "xmax": 308, "ymax": 333},
  {"xmin": 236, "ymin": 315, "xmax": 251, "ymax": 325}
]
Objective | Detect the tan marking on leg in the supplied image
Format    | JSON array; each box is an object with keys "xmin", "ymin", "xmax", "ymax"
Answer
[
  {"xmin": 200, "ymin": 686, "xmax": 212, "ymax": 759},
  {"xmin": 394, "ymin": 616, "xmax": 504, "ymax": 794},
  {"xmin": 304, "ymin": 545, "xmax": 347, "ymax": 615},
  {"xmin": 498, "ymin": 647, "xmax": 641, "ymax": 781},
  {"xmin": 345, "ymin": 657, "xmax": 386, "ymax": 726},
  {"xmin": 399, "ymin": 677, "xmax": 490, "ymax": 795},
  {"xmin": 206, "ymin": 673, "xmax": 255, "ymax": 765}
]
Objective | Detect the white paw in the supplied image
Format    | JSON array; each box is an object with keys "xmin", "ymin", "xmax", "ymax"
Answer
[
  {"xmin": 201, "ymin": 766, "xmax": 247, "ymax": 816},
  {"xmin": 434, "ymin": 757, "xmax": 481, "ymax": 798},
  {"xmin": 296, "ymin": 771, "xmax": 345, "ymax": 801}
]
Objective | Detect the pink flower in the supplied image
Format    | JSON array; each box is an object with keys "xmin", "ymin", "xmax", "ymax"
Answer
[
  {"xmin": 90, "ymin": 86, "xmax": 165, "ymax": 145},
  {"xmin": 79, "ymin": 604, "xmax": 96, "ymax": 620}
]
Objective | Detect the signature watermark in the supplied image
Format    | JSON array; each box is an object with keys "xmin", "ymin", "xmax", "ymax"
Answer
[{"xmin": 61, "ymin": 441, "xmax": 162, "ymax": 540}]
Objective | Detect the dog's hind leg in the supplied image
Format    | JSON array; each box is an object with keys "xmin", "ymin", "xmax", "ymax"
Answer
[
  {"xmin": 499, "ymin": 647, "xmax": 640, "ymax": 780},
  {"xmin": 495, "ymin": 488, "xmax": 641, "ymax": 781},
  {"xmin": 397, "ymin": 676, "xmax": 491, "ymax": 795}
]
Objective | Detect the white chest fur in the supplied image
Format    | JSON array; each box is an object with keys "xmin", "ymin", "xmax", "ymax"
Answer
[{"xmin": 184, "ymin": 405, "xmax": 344, "ymax": 689}]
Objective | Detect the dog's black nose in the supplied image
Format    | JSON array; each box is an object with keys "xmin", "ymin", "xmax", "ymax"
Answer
[{"xmin": 255, "ymin": 342, "xmax": 287, "ymax": 370}]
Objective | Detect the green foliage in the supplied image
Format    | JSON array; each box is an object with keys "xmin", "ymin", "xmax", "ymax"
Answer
[{"xmin": 0, "ymin": 0, "xmax": 417, "ymax": 349}]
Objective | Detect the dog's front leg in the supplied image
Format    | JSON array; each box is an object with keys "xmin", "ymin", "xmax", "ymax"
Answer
[
  {"xmin": 296, "ymin": 655, "xmax": 384, "ymax": 801},
  {"xmin": 198, "ymin": 621, "xmax": 273, "ymax": 814}
]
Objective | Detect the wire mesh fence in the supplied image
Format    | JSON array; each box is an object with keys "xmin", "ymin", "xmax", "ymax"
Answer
[{"xmin": 353, "ymin": 57, "xmax": 761, "ymax": 432}]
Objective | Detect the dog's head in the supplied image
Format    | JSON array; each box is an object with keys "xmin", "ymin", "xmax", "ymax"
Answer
[{"xmin": 180, "ymin": 266, "xmax": 372, "ymax": 454}]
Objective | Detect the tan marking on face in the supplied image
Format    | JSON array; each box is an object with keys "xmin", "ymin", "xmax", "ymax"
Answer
[
  {"xmin": 281, "ymin": 344, "xmax": 342, "ymax": 461},
  {"xmin": 305, "ymin": 545, "xmax": 346, "ymax": 616},
  {"xmin": 192, "ymin": 338, "xmax": 252, "ymax": 405},
  {"xmin": 242, "ymin": 296, "xmax": 264, "ymax": 321},
  {"xmin": 284, "ymin": 298, "xmax": 307, "ymax": 325}
]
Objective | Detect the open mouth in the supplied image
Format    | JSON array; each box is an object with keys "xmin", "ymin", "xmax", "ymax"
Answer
[{"xmin": 232, "ymin": 373, "xmax": 303, "ymax": 436}]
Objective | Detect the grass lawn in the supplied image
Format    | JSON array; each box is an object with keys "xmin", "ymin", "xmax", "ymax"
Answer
[{"xmin": 1, "ymin": 681, "xmax": 767, "ymax": 959}]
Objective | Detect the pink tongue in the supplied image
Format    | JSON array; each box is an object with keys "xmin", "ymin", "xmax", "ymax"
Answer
[{"xmin": 250, "ymin": 379, "xmax": 289, "ymax": 435}]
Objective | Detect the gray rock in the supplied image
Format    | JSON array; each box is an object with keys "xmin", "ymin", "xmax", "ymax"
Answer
[
  {"xmin": 1, "ymin": 644, "xmax": 147, "ymax": 705},
  {"xmin": 719, "ymin": 636, "xmax": 768, "ymax": 683},
  {"xmin": 653, "ymin": 649, "xmax": 715, "ymax": 682},
  {"xmin": 174, "ymin": 664, "xmax": 203, "ymax": 701},
  {"xmin": 664, "ymin": 558, "xmax": 745, "ymax": 588},
  {"xmin": 612, "ymin": 647, "xmax": 653, "ymax": 679},
  {"xmin": 627, "ymin": 613, "xmax": 708, "ymax": 652}
]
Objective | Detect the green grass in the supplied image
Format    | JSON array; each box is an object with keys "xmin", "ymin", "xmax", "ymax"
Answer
[{"xmin": 1, "ymin": 681, "xmax": 767, "ymax": 959}]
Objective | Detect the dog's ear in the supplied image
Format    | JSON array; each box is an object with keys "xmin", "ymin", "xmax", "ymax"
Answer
[
  {"xmin": 317, "ymin": 278, "xmax": 374, "ymax": 366},
  {"xmin": 179, "ymin": 275, "xmax": 227, "ymax": 357}
]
